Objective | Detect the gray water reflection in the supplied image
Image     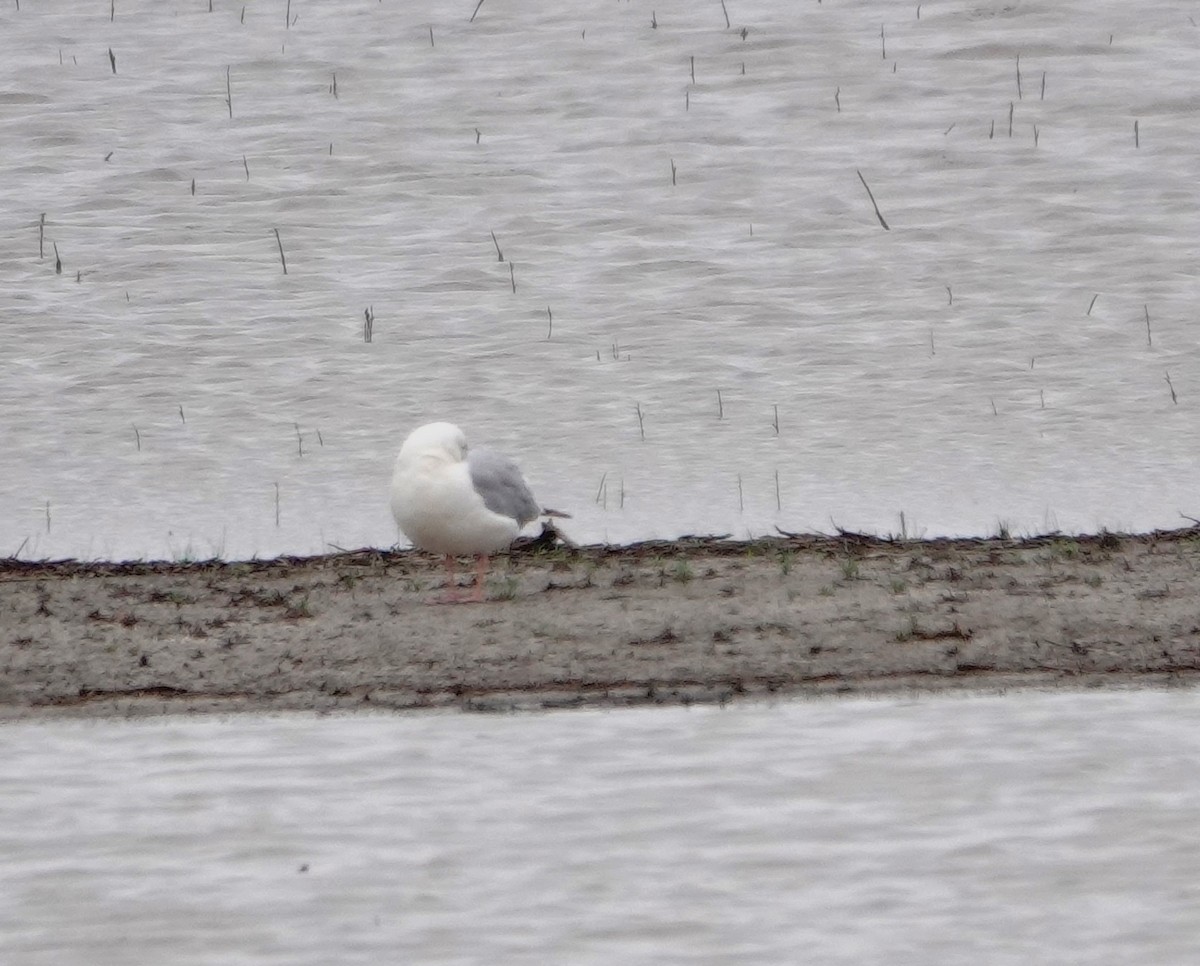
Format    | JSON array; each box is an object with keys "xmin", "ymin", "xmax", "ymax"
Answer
[{"xmin": 3, "ymin": 689, "xmax": 1199, "ymax": 964}]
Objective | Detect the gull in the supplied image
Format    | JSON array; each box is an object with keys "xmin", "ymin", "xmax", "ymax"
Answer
[{"xmin": 390, "ymin": 422, "xmax": 545, "ymax": 603}]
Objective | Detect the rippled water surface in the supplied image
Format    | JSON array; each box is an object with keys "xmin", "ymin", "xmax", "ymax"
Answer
[
  {"xmin": 2, "ymin": 0, "xmax": 1199, "ymax": 560},
  {"xmin": 4, "ymin": 689, "xmax": 1200, "ymax": 965}
]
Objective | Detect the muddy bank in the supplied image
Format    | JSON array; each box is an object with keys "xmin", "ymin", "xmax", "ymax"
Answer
[{"xmin": 2, "ymin": 528, "xmax": 1199, "ymax": 720}]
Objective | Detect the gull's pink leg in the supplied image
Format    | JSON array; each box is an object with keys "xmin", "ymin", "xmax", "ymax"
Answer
[
  {"xmin": 432, "ymin": 553, "xmax": 461, "ymax": 604},
  {"xmin": 469, "ymin": 554, "xmax": 490, "ymax": 603}
]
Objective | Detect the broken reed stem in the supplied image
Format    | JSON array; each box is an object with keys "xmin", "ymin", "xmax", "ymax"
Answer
[
  {"xmin": 1165, "ymin": 370, "xmax": 1178, "ymax": 404},
  {"xmin": 178, "ymin": 405, "xmax": 185, "ymax": 424},
  {"xmin": 132, "ymin": 424, "xmax": 141, "ymax": 450},
  {"xmin": 225, "ymin": 66, "xmax": 232, "ymax": 117},
  {"xmin": 720, "ymin": 0, "xmax": 730, "ymax": 29},
  {"xmin": 53, "ymin": 242, "xmax": 61, "ymax": 275},
  {"xmin": 242, "ymin": 154, "xmax": 250, "ymax": 180},
  {"xmin": 1015, "ymin": 53, "xmax": 1022, "ymax": 99},
  {"xmin": 1087, "ymin": 293, "xmax": 1098, "ymax": 315},
  {"xmin": 1040, "ymin": 71, "xmax": 1046, "ymax": 100},
  {"xmin": 834, "ymin": 86, "xmax": 841, "ymax": 112},
  {"xmin": 273, "ymin": 228, "xmax": 288, "ymax": 274},
  {"xmin": 295, "ymin": 422, "xmax": 303, "ymax": 457},
  {"xmin": 509, "ymin": 263, "xmax": 516, "ymax": 293},
  {"xmin": 635, "ymin": 403, "xmax": 645, "ymax": 440},
  {"xmin": 737, "ymin": 474, "xmax": 743, "ymax": 512},
  {"xmin": 670, "ymin": 158, "xmax": 677, "ymax": 185},
  {"xmin": 595, "ymin": 472, "xmax": 607, "ymax": 506},
  {"xmin": 274, "ymin": 482, "xmax": 280, "ymax": 526},
  {"xmin": 490, "ymin": 230, "xmax": 503, "ymax": 261},
  {"xmin": 545, "ymin": 305, "xmax": 552, "ymax": 340},
  {"xmin": 856, "ymin": 169, "xmax": 890, "ymax": 230},
  {"xmin": 1134, "ymin": 119, "xmax": 1139, "ymax": 148},
  {"xmin": 774, "ymin": 469, "xmax": 781, "ymax": 510},
  {"xmin": 1144, "ymin": 304, "xmax": 1152, "ymax": 346},
  {"xmin": 363, "ymin": 306, "xmax": 374, "ymax": 343},
  {"xmin": 772, "ymin": 404, "xmax": 780, "ymax": 435},
  {"xmin": 469, "ymin": 0, "xmax": 485, "ymax": 22},
  {"xmin": 108, "ymin": 47, "xmax": 116, "ymax": 74},
  {"xmin": 716, "ymin": 388, "xmax": 723, "ymax": 419},
  {"xmin": 880, "ymin": 24, "xmax": 886, "ymax": 60},
  {"xmin": 285, "ymin": 0, "xmax": 290, "ymax": 29},
  {"xmin": 38, "ymin": 213, "xmax": 44, "ymax": 259}
]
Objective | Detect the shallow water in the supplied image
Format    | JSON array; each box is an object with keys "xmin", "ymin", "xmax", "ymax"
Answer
[
  {"xmin": 1, "ymin": 0, "xmax": 1198, "ymax": 560},
  {"xmin": 4, "ymin": 689, "xmax": 1200, "ymax": 965}
]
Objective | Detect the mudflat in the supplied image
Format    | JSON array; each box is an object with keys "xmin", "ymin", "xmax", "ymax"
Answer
[{"xmin": 2, "ymin": 529, "xmax": 1199, "ymax": 720}]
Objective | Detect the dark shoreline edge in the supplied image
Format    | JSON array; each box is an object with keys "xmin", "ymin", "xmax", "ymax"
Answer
[{"xmin": 3, "ymin": 523, "xmax": 1198, "ymax": 578}]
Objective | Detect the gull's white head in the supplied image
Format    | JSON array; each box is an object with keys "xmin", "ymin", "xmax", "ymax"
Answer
[{"xmin": 397, "ymin": 421, "xmax": 468, "ymax": 465}]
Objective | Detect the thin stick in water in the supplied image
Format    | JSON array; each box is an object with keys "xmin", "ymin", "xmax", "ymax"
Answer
[
  {"xmin": 1144, "ymin": 304, "xmax": 1152, "ymax": 346},
  {"xmin": 38, "ymin": 213, "xmax": 45, "ymax": 259},
  {"xmin": 720, "ymin": 0, "xmax": 730, "ymax": 29},
  {"xmin": 273, "ymin": 228, "xmax": 288, "ymax": 274},
  {"xmin": 856, "ymin": 169, "xmax": 890, "ymax": 230},
  {"xmin": 490, "ymin": 230, "xmax": 503, "ymax": 261},
  {"xmin": 1165, "ymin": 370, "xmax": 1178, "ymax": 404},
  {"xmin": 225, "ymin": 66, "xmax": 232, "ymax": 117},
  {"xmin": 1087, "ymin": 293, "xmax": 1098, "ymax": 315},
  {"xmin": 545, "ymin": 305, "xmax": 552, "ymax": 340},
  {"xmin": 469, "ymin": 0, "xmax": 485, "ymax": 22},
  {"xmin": 274, "ymin": 482, "xmax": 280, "ymax": 526}
]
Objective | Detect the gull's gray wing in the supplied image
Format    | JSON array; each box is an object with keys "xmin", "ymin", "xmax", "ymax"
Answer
[{"xmin": 467, "ymin": 447, "xmax": 540, "ymax": 526}]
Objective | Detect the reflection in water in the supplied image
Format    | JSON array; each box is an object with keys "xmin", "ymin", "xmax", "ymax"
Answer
[{"xmin": 3, "ymin": 688, "xmax": 1200, "ymax": 965}]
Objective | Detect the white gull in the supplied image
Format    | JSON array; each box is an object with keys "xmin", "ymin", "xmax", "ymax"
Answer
[{"xmin": 390, "ymin": 421, "xmax": 541, "ymax": 603}]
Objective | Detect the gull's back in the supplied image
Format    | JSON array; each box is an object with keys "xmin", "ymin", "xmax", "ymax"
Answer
[{"xmin": 467, "ymin": 447, "xmax": 539, "ymax": 526}]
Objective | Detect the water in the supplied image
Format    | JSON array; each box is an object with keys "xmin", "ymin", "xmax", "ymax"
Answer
[
  {"xmin": 1, "ymin": 0, "xmax": 1198, "ymax": 561},
  {"xmin": 3, "ymin": 689, "xmax": 1199, "ymax": 964}
]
